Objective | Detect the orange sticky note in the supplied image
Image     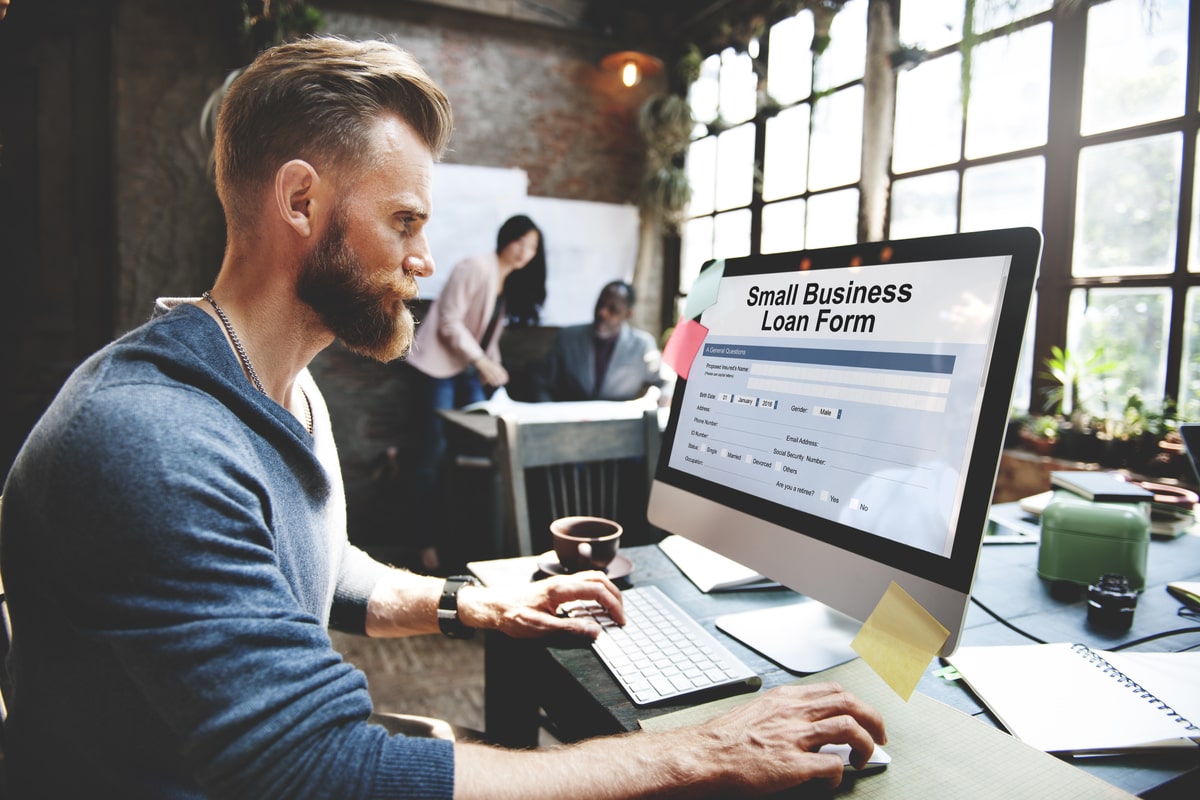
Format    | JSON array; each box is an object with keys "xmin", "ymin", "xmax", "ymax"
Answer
[
  {"xmin": 662, "ymin": 319, "xmax": 708, "ymax": 380},
  {"xmin": 850, "ymin": 581, "xmax": 950, "ymax": 701}
]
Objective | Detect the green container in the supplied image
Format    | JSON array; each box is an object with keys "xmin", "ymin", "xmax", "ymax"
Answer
[{"xmin": 1037, "ymin": 491, "xmax": 1149, "ymax": 590}]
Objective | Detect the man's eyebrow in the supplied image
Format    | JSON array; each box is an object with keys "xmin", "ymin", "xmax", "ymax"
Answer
[{"xmin": 396, "ymin": 204, "xmax": 430, "ymax": 220}]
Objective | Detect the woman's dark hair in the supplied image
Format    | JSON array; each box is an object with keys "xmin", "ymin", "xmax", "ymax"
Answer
[{"xmin": 497, "ymin": 214, "xmax": 547, "ymax": 327}]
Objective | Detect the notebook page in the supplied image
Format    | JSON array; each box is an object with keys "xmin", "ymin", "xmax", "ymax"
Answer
[
  {"xmin": 1101, "ymin": 650, "xmax": 1200, "ymax": 732},
  {"xmin": 947, "ymin": 643, "xmax": 1197, "ymax": 753}
]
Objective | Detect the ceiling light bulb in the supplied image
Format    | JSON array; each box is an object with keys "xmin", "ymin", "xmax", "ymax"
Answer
[{"xmin": 621, "ymin": 60, "xmax": 640, "ymax": 87}]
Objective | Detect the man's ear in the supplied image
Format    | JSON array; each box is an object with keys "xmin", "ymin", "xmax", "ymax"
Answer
[{"xmin": 276, "ymin": 159, "xmax": 319, "ymax": 237}]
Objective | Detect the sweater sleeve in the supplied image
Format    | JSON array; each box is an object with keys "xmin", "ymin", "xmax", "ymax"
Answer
[
  {"xmin": 329, "ymin": 541, "xmax": 393, "ymax": 634},
  {"xmin": 435, "ymin": 255, "xmax": 494, "ymax": 365},
  {"xmin": 10, "ymin": 377, "xmax": 455, "ymax": 799}
]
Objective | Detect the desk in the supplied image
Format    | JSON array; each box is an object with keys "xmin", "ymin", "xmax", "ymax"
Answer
[{"xmin": 471, "ymin": 534, "xmax": 1200, "ymax": 798}]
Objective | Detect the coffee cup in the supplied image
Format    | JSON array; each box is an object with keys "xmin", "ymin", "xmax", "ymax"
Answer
[{"xmin": 550, "ymin": 516, "xmax": 622, "ymax": 572}]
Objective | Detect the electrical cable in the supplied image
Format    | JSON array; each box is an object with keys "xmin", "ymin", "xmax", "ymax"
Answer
[
  {"xmin": 1109, "ymin": 627, "xmax": 1200, "ymax": 651},
  {"xmin": 971, "ymin": 596, "xmax": 1200, "ymax": 651},
  {"xmin": 968, "ymin": 595, "xmax": 1048, "ymax": 644}
]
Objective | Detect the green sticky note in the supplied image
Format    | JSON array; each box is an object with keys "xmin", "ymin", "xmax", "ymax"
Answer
[
  {"xmin": 851, "ymin": 581, "xmax": 950, "ymax": 701},
  {"xmin": 683, "ymin": 259, "xmax": 725, "ymax": 320}
]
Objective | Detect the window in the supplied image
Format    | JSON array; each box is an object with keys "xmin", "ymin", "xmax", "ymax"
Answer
[
  {"xmin": 678, "ymin": 0, "xmax": 870, "ymax": 318},
  {"xmin": 677, "ymin": 0, "xmax": 1198, "ymax": 427}
]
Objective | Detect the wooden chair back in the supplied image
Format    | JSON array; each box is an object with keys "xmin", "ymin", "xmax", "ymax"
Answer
[{"xmin": 495, "ymin": 411, "xmax": 661, "ymax": 557}]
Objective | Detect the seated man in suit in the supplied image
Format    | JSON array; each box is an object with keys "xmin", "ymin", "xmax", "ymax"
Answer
[{"xmin": 534, "ymin": 281, "xmax": 671, "ymax": 404}]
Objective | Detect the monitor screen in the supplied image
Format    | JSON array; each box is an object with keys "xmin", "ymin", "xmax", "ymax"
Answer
[{"xmin": 648, "ymin": 227, "xmax": 1042, "ymax": 671}]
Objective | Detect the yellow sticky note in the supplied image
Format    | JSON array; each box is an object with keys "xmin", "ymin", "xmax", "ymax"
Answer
[{"xmin": 851, "ymin": 581, "xmax": 950, "ymax": 701}]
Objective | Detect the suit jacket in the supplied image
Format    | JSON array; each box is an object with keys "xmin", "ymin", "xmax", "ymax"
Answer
[{"xmin": 535, "ymin": 322, "xmax": 667, "ymax": 402}]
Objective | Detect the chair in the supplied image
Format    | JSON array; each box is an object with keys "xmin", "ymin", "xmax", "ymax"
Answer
[{"xmin": 495, "ymin": 409, "xmax": 662, "ymax": 557}]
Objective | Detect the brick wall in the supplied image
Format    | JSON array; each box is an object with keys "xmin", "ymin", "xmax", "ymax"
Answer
[{"xmin": 101, "ymin": 0, "xmax": 659, "ymax": 560}]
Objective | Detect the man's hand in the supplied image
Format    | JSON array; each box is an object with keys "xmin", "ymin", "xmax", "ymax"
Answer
[
  {"xmin": 694, "ymin": 681, "xmax": 888, "ymax": 790},
  {"xmin": 457, "ymin": 571, "xmax": 624, "ymax": 639},
  {"xmin": 453, "ymin": 680, "xmax": 887, "ymax": 798}
]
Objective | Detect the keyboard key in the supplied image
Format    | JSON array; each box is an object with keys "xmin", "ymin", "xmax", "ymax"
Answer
[{"xmin": 581, "ymin": 585, "xmax": 761, "ymax": 706}]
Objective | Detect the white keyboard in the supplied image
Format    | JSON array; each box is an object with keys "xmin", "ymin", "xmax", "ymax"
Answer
[{"xmin": 565, "ymin": 584, "xmax": 762, "ymax": 706}]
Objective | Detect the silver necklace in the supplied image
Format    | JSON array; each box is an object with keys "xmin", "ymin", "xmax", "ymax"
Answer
[{"xmin": 201, "ymin": 291, "xmax": 312, "ymax": 435}]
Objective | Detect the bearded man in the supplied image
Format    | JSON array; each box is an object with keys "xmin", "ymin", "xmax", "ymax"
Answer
[{"xmin": 0, "ymin": 36, "xmax": 884, "ymax": 800}]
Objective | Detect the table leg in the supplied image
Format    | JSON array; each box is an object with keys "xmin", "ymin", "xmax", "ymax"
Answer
[{"xmin": 483, "ymin": 630, "xmax": 541, "ymax": 748}]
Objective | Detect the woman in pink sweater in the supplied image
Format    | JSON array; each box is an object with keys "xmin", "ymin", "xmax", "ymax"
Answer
[{"xmin": 405, "ymin": 215, "xmax": 546, "ymax": 570}]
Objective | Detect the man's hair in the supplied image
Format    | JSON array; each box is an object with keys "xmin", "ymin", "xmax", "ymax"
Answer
[
  {"xmin": 214, "ymin": 36, "xmax": 453, "ymax": 230},
  {"xmin": 602, "ymin": 280, "xmax": 635, "ymax": 308}
]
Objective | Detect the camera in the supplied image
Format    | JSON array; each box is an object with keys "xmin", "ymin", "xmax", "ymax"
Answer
[{"xmin": 1087, "ymin": 573, "xmax": 1138, "ymax": 630}]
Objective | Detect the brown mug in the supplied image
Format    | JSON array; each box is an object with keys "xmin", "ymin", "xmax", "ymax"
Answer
[{"xmin": 550, "ymin": 516, "xmax": 622, "ymax": 572}]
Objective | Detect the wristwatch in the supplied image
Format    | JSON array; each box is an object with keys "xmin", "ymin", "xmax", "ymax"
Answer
[{"xmin": 438, "ymin": 575, "xmax": 479, "ymax": 639}]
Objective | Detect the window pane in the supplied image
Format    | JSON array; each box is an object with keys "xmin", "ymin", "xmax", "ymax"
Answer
[
  {"xmin": 965, "ymin": 23, "xmax": 1051, "ymax": 159},
  {"xmin": 1081, "ymin": 0, "xmax": 1190, "ymax": 135},
  {"xmin": 972, "ymin": 0, "xmax": 1052, "ymax": 34},
  {"xmin": 890, "ymin": 172, "xmax": 959, "ymax": 239},
  {"xmin": 962, "ymin": 157, "xmax": 1045, "ymax": 232},
  {"xmin": 1074, "ymin": 134, "xmax": 1182, "ymax": 277},
  {"xmin": 806, "ymin": 189, "xmax": 859, "ymax": 249},
  {"xmin": 809, "ymin": 85, "xmax": 862, "ymax": 190},
  {"xmin": 1180, "ymin": 288, "xmax": 1200, "ymax": 419},
  {"xmin": 762, "ymin": 198, "xmax": 807, "ymax": 254},
  {"xmin": 689, "ymin": 54, "xmax": 720, "ymax": 126},
  {"xmin": 768, "ymin": 12, "xmax": 813, "ymax": 105},
  {"xmin": 714, "ymin": 123, "xmax": 755, "ymax": 211},
  {"xmin": 763, "ymin": 104, "xmax": 811, "ymax": 201},
  {"xmin": 1191, "ymin": 137, "xmax": 1200, "ymax": 273},
  {"xmin": 814, "ymin": 0, "xmax": 867, "ymax": 91},
  {"xmin": 1067, "ymin": 287, "xmax": 1169, "ymax": 418},
  {"xmin": 892, "ymin": 53, "xmax": 962, "ymax": 173},
  {"xmin": 899, "ymin": 0, "xmax": 963, "ymax": 51},
  {"xmin": 1010, "ymin": 292, "xmax": 1038, "ymax": 415},
  {"xmin": 713, "ymin": 209, "xmax": 752, "ymax": 259},
  {"xmin": 685, "ymin": 136, "xmax": 717, "ymax": 217},
  {"xmin": 679, "ymin": 216, "xmax": 714, "ymax": 296},
  {"xmin": 719, "ymin": 48, "xmax": 757, "ymax": 125}
]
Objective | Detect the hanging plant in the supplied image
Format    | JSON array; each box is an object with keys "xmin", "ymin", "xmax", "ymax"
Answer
[
  {"xmin": 200, "ymin": 2, "xmax": 324, "ymax": 178},
  {"xmin": 636, "ymin": 94, "xmax": 695, "ymax": 226},
  {"xmin": 243, "ymin": 1, "xmax": 324, "ymax": 56}
]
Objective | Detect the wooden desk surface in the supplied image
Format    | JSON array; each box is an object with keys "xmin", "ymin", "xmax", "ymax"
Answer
[{"xmin": 473, "ymin": 534, "xmax": 1200, "ymax": 797}]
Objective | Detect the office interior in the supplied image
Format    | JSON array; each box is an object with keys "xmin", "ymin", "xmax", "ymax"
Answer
[
  {"xmin": 1, "ymin": 1, "xmax": 1199, "ymax": 793},
  {"xmin": 3, "ymin": 0, "xmax": 1199, "ymax": 549}
]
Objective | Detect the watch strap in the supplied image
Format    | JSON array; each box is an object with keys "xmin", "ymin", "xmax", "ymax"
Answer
[{"xmin": 438, "ymin": 575, "xmax": 478, "ymax": 639}]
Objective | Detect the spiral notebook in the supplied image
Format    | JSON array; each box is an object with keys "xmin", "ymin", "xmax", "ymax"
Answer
[{"xmin": 946, "ymin": 643, "xmax": 1200, "ymax": 754}]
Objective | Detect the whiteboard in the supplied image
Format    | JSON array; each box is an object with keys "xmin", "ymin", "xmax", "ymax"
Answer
[{"xmin": 422, "ymin": 163, "xmax": 639, "ymax": 326}]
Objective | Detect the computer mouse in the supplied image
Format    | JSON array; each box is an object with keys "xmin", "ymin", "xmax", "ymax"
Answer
[
  {"xmin": 1166, "ymin": 581, "xmax": 1200, "ymax": 611},
  {"xmin": 818, "ymin": 742, "xmax": 891, "ymax": 773}
]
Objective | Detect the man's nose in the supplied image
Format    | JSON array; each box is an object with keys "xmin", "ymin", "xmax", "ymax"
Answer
[{"xmin": 407, "ymin": 235, "xmax": 435, "ymax": 277}]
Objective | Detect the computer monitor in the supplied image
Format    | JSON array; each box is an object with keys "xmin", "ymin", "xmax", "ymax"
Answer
[{"xmin": 647, "ymin": 227, "xmax": 1042, "ymax": 672}]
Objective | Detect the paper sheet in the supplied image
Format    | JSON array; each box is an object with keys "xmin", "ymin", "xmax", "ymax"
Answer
[{"xmin": 851, "ymin": 582, "xmax": 950, "ymax": 701}]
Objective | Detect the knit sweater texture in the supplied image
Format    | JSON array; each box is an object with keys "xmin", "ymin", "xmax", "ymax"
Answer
[{"xmin": 0, "ymin": 302, "xmax": 454, "ymax": 798}]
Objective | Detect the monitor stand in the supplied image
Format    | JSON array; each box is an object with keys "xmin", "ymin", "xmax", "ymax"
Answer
[{"xmin": 716, "ymin": 600, "xmax": 860, "ymax": 674}]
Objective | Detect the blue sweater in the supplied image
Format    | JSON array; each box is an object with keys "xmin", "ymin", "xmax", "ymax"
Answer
[{"xmin": 1, "ymin": 302, "xmax": 455, "ymax": 798}]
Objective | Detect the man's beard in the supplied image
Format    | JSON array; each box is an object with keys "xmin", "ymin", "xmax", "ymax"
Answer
[{"xmin": 296, "ymin": 212, "xmax": 415, "ymax": 363}]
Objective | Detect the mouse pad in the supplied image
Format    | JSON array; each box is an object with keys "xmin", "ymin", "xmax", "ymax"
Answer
[{"xmin": 637, "ymin": 658, "xmax": 1138, "ymax": 798}]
